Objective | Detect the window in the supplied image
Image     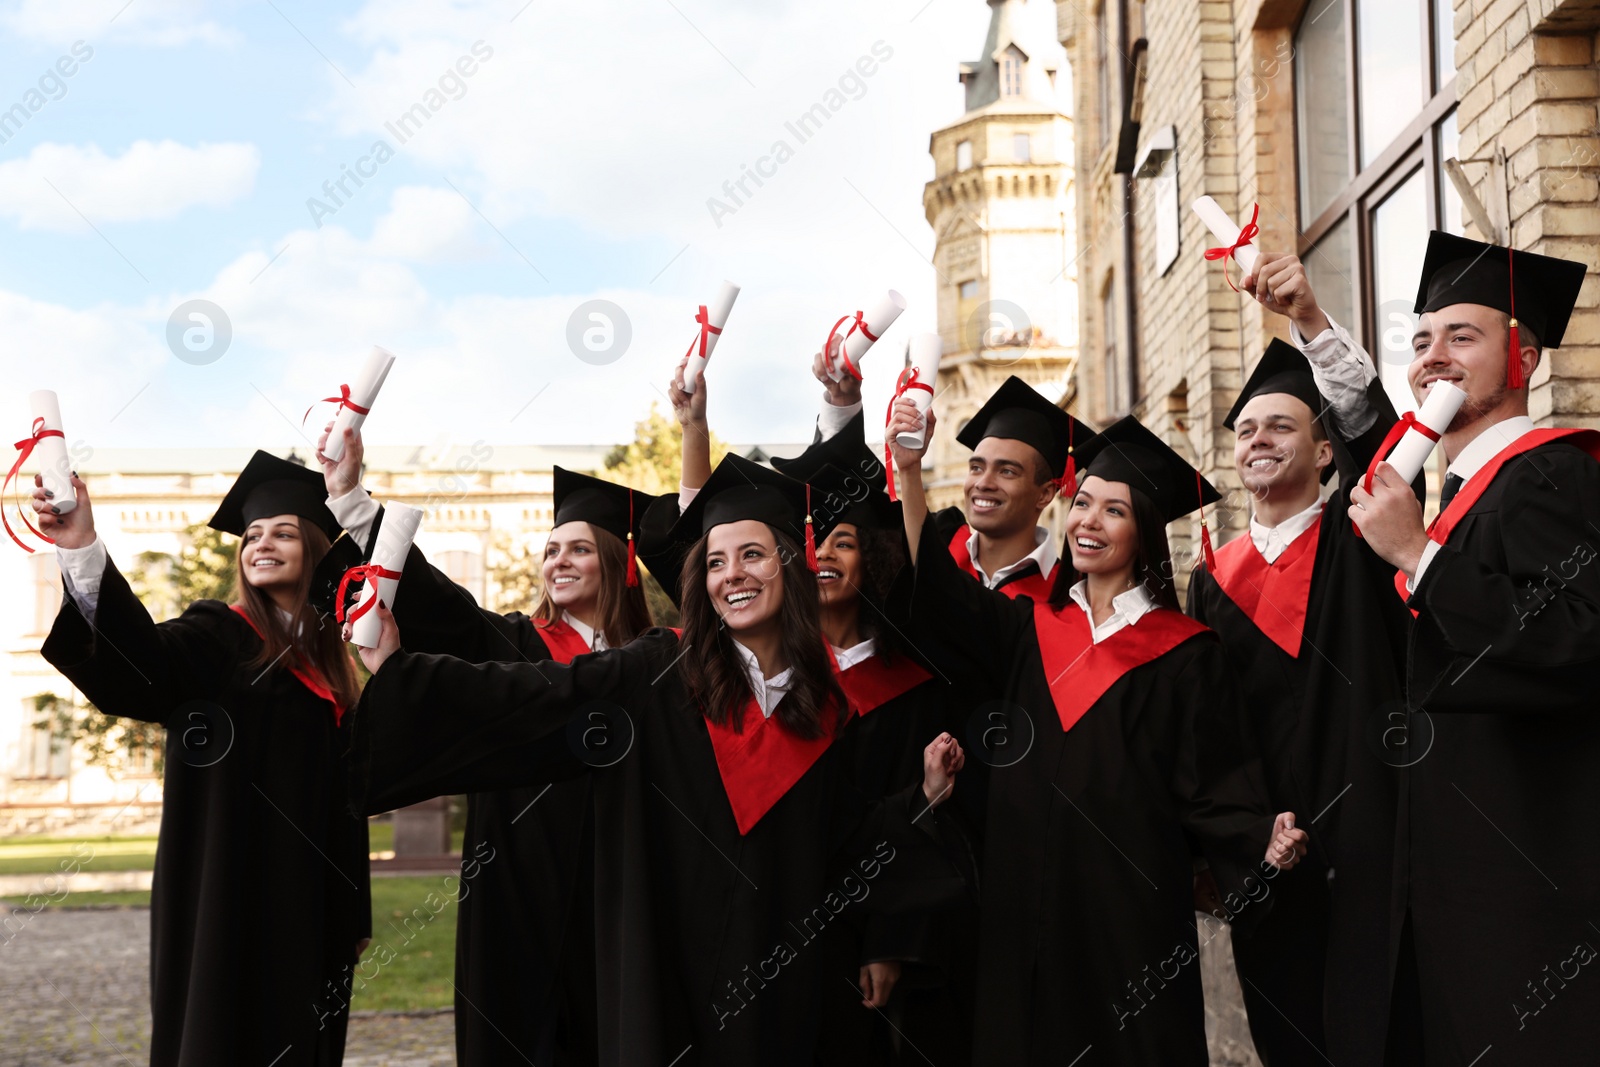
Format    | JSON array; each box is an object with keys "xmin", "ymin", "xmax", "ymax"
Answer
[
  {"xmin": 1103, "ymin": 280, "xmax": 1128, "ymax": 416},
  {"xmin": 956, "ymin": 140, "xmax": 972, "ymax": 171},
  {"xmin": 18, "ymin": 708, "xmax": 70, "ymax": 779},
  {"xmin": 1096, "ymin": 9, "xmax": 1112, "ymax": 149},
  {"xmin": 1293, "ymin": 0, "xmax": 1458, "ymax": 413},
  {"xmin": 1001, "ymin": 48, "xmax": 1024, "ymax": 98},
  {"xmin": 437, "ymin": 549, "xmax": 486, "ymax": 605},
  {"xmin": 1013, "ymin": 134, "xmax": 1031, "ymax": 163},
  {"xmin": 959, "ymin": 280, "xmax": 979, "ymax": 300}
]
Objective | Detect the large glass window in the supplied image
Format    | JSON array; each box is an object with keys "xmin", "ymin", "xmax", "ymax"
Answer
[{"xmin": 1294, "ymin": 0, "xmax": 1457, "ymax": 413}]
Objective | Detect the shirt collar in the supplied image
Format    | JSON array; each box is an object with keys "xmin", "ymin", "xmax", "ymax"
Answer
[
  {"xmin": 1067, "ymin": 578, "xmax": 1157, "ymax": 633},
  {"xmin": 1448, "ymin": 415, "xmax": 1536, "ymax": 482},
  {"xmin": 561, "ymin": 611, "xmax": 606, "ymax": 652},
  {"xmin": 1249, "ymin": 497, "xmax": 1324, "ymax": 559},
  {"xmin": 732, "ymin": 639, "xmax": 794, "ymax": 719},
  {"xmin": 967, "ymin": 524, "xmax": 1058, "ymax": 589},
  {"xmin": 830, "ymin": 638, "xmax": 877, "ymax": 672}
]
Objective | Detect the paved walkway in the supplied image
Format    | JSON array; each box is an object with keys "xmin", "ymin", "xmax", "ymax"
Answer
[{"xmin": 0, "ymin": 907, "xmax": 455, "ymax": 1066}]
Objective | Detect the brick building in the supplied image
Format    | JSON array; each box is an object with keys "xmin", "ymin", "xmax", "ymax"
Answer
[{"xmin": 1063, "ymin": 0, "xmax": 1599, "ymax": 567}]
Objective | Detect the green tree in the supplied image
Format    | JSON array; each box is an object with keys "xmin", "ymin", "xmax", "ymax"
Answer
[
  {"xmin": 486, "ymin": 530, "xmax": 542, "ymax": 614},
  {"xmin": 603, "ymin": 402, "xmax": 728, "ymax": 495}
]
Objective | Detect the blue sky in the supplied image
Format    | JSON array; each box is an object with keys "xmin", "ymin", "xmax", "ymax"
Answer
[{"xmin": 0, "ymin": 0, "xmax": 1020, "ymax": 455}]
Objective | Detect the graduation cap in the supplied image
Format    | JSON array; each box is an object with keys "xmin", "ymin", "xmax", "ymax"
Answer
[
  {"xmin": 665, "ymin": 452, "xmax": 819, "ymax": 582},
  {"xmin": 208, "ymin": 450, "xmax": 339, "ymax": 539},
  {"xmin": 1224, "ymin": 338, "xmax": 1338, "ymax": 485},
  {"xmin": 1073, "ymin": 415, "xmax": 1222, "ymax": 567},
  {"xmin": 552, "ymin": 467, "xmax": 654, "ymax": 587},
  {"xmin": 1413, "ymin": 230, "xmax": 1587, "ymax": 390},
  {"xmin": 770, "ymin": 412, "xmax": 899, "ymax": 534},
  {"xmin": 956, "ymin": 375, "xmax": 1095, "ymax": 495}
]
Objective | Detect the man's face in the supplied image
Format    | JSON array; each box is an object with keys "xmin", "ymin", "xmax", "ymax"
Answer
[
  {"xmin": 1233, "ymin": 393, "xmax": 1331, "ymax": 501},
  {"xmin": 963, "ymin": 437, "xmax": 1056, "ymax": 537},
  {"xmin": 1408, "ymin": 303, "xmax": 1522, "ymax": 430}
]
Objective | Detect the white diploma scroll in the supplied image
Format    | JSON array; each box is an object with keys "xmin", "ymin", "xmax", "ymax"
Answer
[
  {"xmin": 1191, "ymin": 195, "xmax": 1261, "ymax": 276},
  {"xmin": 1385, "ymin": 381, "xmax": 1467, "ymax": 485},
  {"xmin": 895, "ymin": 333, "xmax": 943, "ymax": 451},
  {"xmin": 682, "ymin": 281, "xmax": 740, "ymax": 395},
  {"xmin": 349, "ymin": 502, "xmax": 423, "ymax": 649},
  {"xmin": 322, "ymin": 347, "xmax": 396, "ymax": 463},
  {"xmin": 828, "ymin": 290, "xmax": 908, "ymax": 381},
  {"xmin": 28, "ymin": 391, "xmax": 75, "ymax": 515}
]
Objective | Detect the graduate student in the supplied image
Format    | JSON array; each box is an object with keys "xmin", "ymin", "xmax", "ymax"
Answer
[
  {"xmin": 1187, "ymin": 324, "xmax": 1413, "ymax": 1063},
  {"xmin": 32, "ymin": 453, "xmax": 370, "ymax": 1067},
  {"xmin": 1344, "ymin": 232, "xmax": 1600, "ymax": 1063},
  {"xmin": 886, "ymin": 401, "xmax": 1308, "ymax": 1065},
  {"xmin": 770, "ymin": 423, "xmax": 975, "ymax": 1065},
  {"xmin": 313, "ymin": 424, "xmax": 657, "ymax": 1067},
  {"xmin": 809, "ymin": 348, "xmax": 1091, "ymax": 597},
  {"xmin": 348, "ymin": 450, "xmax": 964, "ymax": 1066}
]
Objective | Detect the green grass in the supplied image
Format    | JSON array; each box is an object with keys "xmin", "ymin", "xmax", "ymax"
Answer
[
  {"xmin": 350, "ymin": 874, "xmax": 461, "ymax": 1012},
  {"xmin": 0, "ymin": 836, "xmax": 158, "ymax": 875},
  {"xmin": 6, "ymin": 888, "xmax": 154, "ymax": 909}
]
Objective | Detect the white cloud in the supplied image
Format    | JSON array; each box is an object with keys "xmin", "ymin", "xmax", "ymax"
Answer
[
  {"xmin": 367, "ymin": 185, "xmax": 492, "ymax": 262},
  {"xmin": 0, "ymin": 140, "xmax": 259, "ymax": 230},
  {"xmin": 1, "ymin": 0, "xmax": 237, "ymax": 47}
]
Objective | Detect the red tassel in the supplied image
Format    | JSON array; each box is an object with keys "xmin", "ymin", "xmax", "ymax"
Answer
[
  {"xmin": 1507, "ymin": 247, "xmax": 1525, "ymax": 390},
  {"xmin": 1196, "ymin": 469, "xmax": 1216, "ymax": 571},
  {"xmin": 624, "ymin": 491, "xmax": 639, "ymax": 587},
  {"xmin": 1060, "ymin": 452, "xmax": 1078, "ymax": 499},
  {"xmin": 804, "ymin": 485, "xmax": 819, "ymax": 573}
]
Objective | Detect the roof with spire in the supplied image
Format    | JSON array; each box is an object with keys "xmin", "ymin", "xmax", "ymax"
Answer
[{"xmin": 959, "ymin": 0, "xmax": 1067, "ymax": 114}]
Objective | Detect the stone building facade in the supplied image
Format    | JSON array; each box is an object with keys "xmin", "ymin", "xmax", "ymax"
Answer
[{"xmin": 1063, "ymin": 0, "xmax": 1599, "ymax": 571}]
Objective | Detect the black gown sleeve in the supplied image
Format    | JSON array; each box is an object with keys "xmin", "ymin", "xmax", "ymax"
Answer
[
  {"xmin": 352, "ymin": 629, "xmax": 677, "ymax": 813},
  {"xmin": 907, "ymin": 517, "xmax": 1029, "ymax": 673},
  {"xmin": 1411, "ymin": 446, "xmax": 1600, "ymax": 712},
  {"xmin": 40, "ymin": 557, "xmax": 236, "ymax": 727}
]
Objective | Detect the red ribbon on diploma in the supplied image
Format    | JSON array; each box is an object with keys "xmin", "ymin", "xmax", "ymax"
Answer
[
  {"xmin": 884, "ymin": 367, "xmax": 934, "ymax": 503},
  {"xmin": 684, "ymin": 305, "xmax": 722, "ymax": 364},
  {"xmin": 1351, "ymin": 411, "xmax": 1441, "ymax": 538},
  {"xmin": 1203, "ymin": 203, "xmax": 1260, "ymax": 293},
  {"xmin": 336, "ymin": 562, "xmax": 403, "ymax": 624},
  {"xmin": 5, "ymin": 418, "xmax": 64, "ymax": 553},
  {"xmin": 825, "ymin": 311, "xmax": 878, "ymax": 383},
  {"xmin": 302, "ymin": 384, "xmax": 372, "ymax": 428}
]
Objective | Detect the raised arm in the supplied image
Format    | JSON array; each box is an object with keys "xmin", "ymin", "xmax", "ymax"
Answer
[{"xmin": 670, "ymin": 356, "xmax": 713, "ymax": 493}]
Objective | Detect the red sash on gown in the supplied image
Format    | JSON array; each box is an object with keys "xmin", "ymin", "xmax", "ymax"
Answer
[
  {"xmin": 532, "ymin": 617, "xmax": 591, "ymax": 665},
  {"xmin": 1206, "ymin": 510, "xmax": 1322, "ymax": 657},
  {"xmin": 229, "ymin": 604, "xmax": 347, "ymax": 724},
  {"xmin": 1031, "ymin": 601, "xmax": 1208, "ymax": 733},
  {"xmin": 705, "ymin": 694, "xmax": 848, "ymax": 835},
  {"xmin": 835, "ymin": 654, "xmax": 931, "ymax": 716},
  {"xmin": 948, "ymin": 524, "xmax": 1055, "ymax": 601}
]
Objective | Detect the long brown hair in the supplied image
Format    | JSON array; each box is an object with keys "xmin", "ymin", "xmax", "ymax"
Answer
[
  {"xmin": 530, "ymin": 524, "xmax": 653, "ymax": 644},
  {"xmin": 678, "ymin": 526, "xmax": 848, "ymax": 740},
  {"xmin": 233, "ymin": 518, "xmax": 361, "ymax": 709}
]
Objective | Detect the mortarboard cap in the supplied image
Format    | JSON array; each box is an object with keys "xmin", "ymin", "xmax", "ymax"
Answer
[
  {"xmin": 1414, "ymin": 230, "xmax": 1587, "ymax": 390},
  {"xmin": 208, "ymin": 450, "xmax": 339, "ymax": 539},
  {"xmin": 771, "ymin": 413, "xmax": 899, "ymax": 533},
  {"xmin": 956, "ymin": 376, "xmax": 1096, "ymax": 490},
  {"xmin": 1224, "ymin": 339, "xmax": 1338, "ymax": 485},
  {"xmin": 665, "ymin": 453, "xmax": 820, "ymax": 582},
  {"xmin": 552, "ymin": 467, "xmax": 658, "ymax": 588},
  {"xmin": 1074, "ymin": 415, "xmax": 1222, "ymax": 567}
]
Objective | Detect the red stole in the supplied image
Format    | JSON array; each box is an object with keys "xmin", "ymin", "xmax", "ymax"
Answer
[
  {"xmin": 835, "ymin": 654, "xmax": 932, "ymax": 716},
  {"xmin": 1207, "ymin": 510, "xmax": 1322, "ymax": 657},
  {"xmin": 705, "ymin": 696, "xmax": 848, "ymax": 835},
  {"xmin": 532, "ymin": 618, "xmax": 592, "ymax": 665},
  {"xmin": 1393, "ymin": 428, "xmax": 1600, "ymax": 602},
  {"xmin": 228, "ymin": 605, "xmax": 347, "ymax": 725},
  {"xmin": 1031, "ymin": 600, "xmax": 1207, "ymax": 733},
  {"xmin": 947, "ymin": 524, "xmax": 1055, "ymax": 601}
]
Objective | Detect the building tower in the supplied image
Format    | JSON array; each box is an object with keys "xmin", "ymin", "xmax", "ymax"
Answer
[{"xmin": 921, "ymin": 0, "xmax": 1078, "ymax": 512}]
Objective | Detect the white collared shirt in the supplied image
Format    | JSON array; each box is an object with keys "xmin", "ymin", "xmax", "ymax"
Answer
[
  {"xmin": 1289, "ymin": 313, "xmax": 1380, "ymax": 438},
  {"xmin": 830, "ymin": 637, "xmax": 877, "ymax": 671},
  {"xmin": 1408, "ymin": 415, "xmax": 1537, "ymax": 592},
  {"xmin": 732, "ymin": 639, "xmax": 794, "ymax": 719},
  {"xmin": 817, "ymin": 398, "xmax": 863, "ymax": 442},
  {"xmin": 562, "ymin": 612, "xmax": 609, "ymax": 652},
  {"xmin": 328, "ymin": 487, "xmax": 381, "ymax": 552},
  {"xmin": 1067, "ymin": 579, "xmax": 1158, "ymax": 644},
  {"xmin": 56, "ymin": 536, "xmax": 109, "ymax": 622},
  {"xmin": 968, "ymin": 525, "xmax": 1058, "ymax": 590},
  {"xmin": 1250, "ymin": 498, "xmax": 1325, "ymax": 564}
]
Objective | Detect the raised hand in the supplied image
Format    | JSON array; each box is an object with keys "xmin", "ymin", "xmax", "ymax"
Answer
[
  {"xmin": 922, "ymin": 731, "xmax": 964, "ymax": 808},
  {"xmin": 669, "ymin": 355, "xmax": 708, "ymax": 428},
  {"xmin": 316, "ymin": 420, "xmax": 365, "ymax": 498},
  {"xmin": 1265, "ymin": 811, "xmax": 1309, "ymax": 870},
  {"xmin": 1240, "ymin": 252, "xmax": 1331, "ymax": 339},
  {"xmin": 812, "ymin": 333, "xmax": 862, "ymax": 408},
  {"xmin": 886, "ymin": 396, "xmax": 934, "ymax": 476},
  {"xmin": 31, "ymin": 472, "xmax": 94, "ymax": 549},
  {"xmin": 350, "ymin": 599, "xmax": 401, "ymax": 674}
]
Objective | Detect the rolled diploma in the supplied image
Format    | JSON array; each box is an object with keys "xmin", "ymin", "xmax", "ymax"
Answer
[
  {"xmin": 830, "ymin": 290, "xmax": 908, "ymax": 381},
  {"xmin": 350, "ymin": 502, "xmax": 423, "ymax": 648},
  {"xmin": 682, "ymin": 281, "xmax": 740, "ymax": 395},
  {"xmin": 1192, "ymin": 196, "xmax": 1260, "ymax": 275},
  {"xmin": 1385, "ymin": 381, "xmax": 1467, "ymax": 485},
  {"xmin": 323, "ymin": 347, "xmax": 396, "ymax": 462},
  {"xmin": 28, "ymin": 391, "xmax": 75, "ymax": 515},
  {"xmin": 896, "ymin": 333, "xmax": 943, "ymax": 450}
]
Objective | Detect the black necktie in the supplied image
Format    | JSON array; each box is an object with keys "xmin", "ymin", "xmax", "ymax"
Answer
[{"xmin": 1439, "ymin": 472, "xmax": 1464, "ymax": 511}]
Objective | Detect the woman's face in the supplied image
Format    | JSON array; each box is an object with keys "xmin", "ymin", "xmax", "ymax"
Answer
[
  {"xmin": 704, "ymin": 519, "xmax": 785, "ymax": 634},
  {"xmin": 1064, "ymin": 477, "xmax": 1140, "ymax": 578},
  {"xmin": 543, "ymin": 521, "xmax": 603, "ymax": 612},
  {"xmin": 240, "ymin": 514, "xmax": 305, "ymax": 593},
  {"xmin": 814, "ymin": 523, "xmax": 863, "ymax": 610}
]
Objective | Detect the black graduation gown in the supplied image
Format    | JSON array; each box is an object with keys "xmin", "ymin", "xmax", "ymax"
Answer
[
  {"xmin": 1399, "ymin": 431, "xmax": 1600, "ymax": 1063},
  {"xmin": 351, "ymin": 631, "xmax": 938, "ymax": 1067},
  {"xmin": 908, "ymin": 521, "xmax": 1278, "ymax": 1066},
  {"xmin": 318, "ymin": 526, "xmax": 599, "ymax": 1066},
  {"xmin": 1187, "ymin": 390, "xmax": 1412, "ymax": 1066},
  {"xmin": 40, "ymin": 561, "xmax": 370, "ymax": 1067}
]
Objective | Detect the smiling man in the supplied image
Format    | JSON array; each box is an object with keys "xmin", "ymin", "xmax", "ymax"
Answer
[{"xmin": 1342, "ymin": 232, "xmax": 1598, "ymax": 1064}]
